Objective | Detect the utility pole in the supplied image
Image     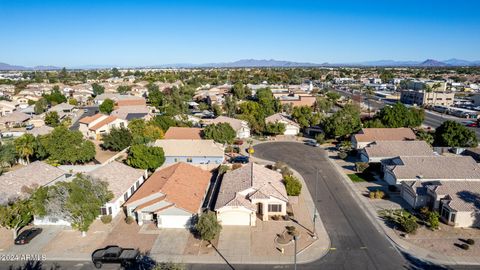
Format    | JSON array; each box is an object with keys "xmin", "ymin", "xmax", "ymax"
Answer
[{"xmin": 294, "ymin": 235, "xmax": 298, "ymax": 270}]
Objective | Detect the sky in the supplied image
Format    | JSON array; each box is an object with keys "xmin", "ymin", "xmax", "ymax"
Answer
[{"xmin": 0, "ymin": 0, "xmax": 479, "ymax": 67}]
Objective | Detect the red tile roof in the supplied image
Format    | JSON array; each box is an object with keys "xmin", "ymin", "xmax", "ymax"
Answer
[
  {"xmin": 164, "ymin": 127, "xmax": 203, "ymax": 140},
  {"xmin": 89, "ymin": 115, "xmax": 118, "ymax": 131},
  {"xmin": 79, "ymin": 114, "xmax": 104, "ymax": 124}
]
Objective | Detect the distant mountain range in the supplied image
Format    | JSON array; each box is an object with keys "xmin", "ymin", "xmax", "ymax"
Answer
[{"xmin": 2, "ymin": 58, "xmax": 480, "ymax": 70}]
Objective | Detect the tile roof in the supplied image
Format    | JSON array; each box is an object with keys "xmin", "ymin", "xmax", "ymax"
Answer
[
  {"xmin": 363, "ymin": 141, "xmax": 434, "ymax": 158},
  {"xmin": 126, "ymin": 162, "xmax": 212, "ymax": 213},
  {"xmin": 116, "ymin": 99, "xmax": 146, "ymax": 107},
  {"xmin": 79, "ymin": 113, "xmax": 104, "ymax": 124},
  {"xmin": 87, "ymin": 161, "xmax": 146, "ymax": 202},
  {"xmin": 215, "ymin": 163, "xmax": 288, "ymax": 210},
  {"xmin": 387, "ymin": 156, "xmax": 480, "ymax": 180},
  {"xmin": 265, "ymin": 113, "xmax": 299, "ymax": 127},
  {"xmin": 89, "ymin": 115, "xmax": 119, "ymax": 131},
  {"xmin": 205, "ymin": 116, "xmax": 247, "ymax": 131},
  {"xmin": 354, "ymin": 128, "xmax": 416, "ymax": 143},
  {"xmin": 152, "ymin": 139, "xmax": 224, "ymax": 157},
  {"xmin": 164, "ymin": 127, "xmax": 203, "ymax": 140},
  {"xmin": 427, "ymin": 181, "xmax": 480, "ymax": 212},
  {"xmin": 279, "ymin": 96, "xmax": 316, "ymax": 107},
  {"xmin": 0, "ymin": 161, "xmax": 65, "ymax": 204},
  {"xmin": 0, "ymin": 111, "xmax": 30, "ymax": 124}
]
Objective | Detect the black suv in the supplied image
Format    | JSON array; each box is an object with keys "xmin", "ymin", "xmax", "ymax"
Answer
[
  {"xmin": 14, "ymin": 228, "xmax": 42, "ymax": 245},
  {"xmin": 231, "ymin": 156, "xmax": 249, "ymax": 164}
]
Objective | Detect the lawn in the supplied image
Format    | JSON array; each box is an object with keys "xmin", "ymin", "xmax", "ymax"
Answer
[{"xmin": 348, "ymin": 173, "xmax": 368, "ymax": 182}]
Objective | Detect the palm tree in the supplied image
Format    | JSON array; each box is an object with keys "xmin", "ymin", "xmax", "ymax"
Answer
[{"xmin": 14, "ymin": 134, "xmax": 36, "ymax": 164}]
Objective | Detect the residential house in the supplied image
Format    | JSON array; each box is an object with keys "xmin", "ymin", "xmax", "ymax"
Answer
[
  {"xmin": 34, "ymin": 161, "xmax": 147, "ymax": 226},
  {"xmin": 265, "ymin": 113, "xmax": 300, "ymax": 136},
  {"xmin": 151, "ymin": 139, "xmax": 224, "ymax": 165},
  {"xmin": 125, "ymin": 162, "xmax": 212, "ymax": 228},
  {"xmin": 78, "ymin": 113, "xmax": 128, "ymax": 140},
  {"xmin": 48, "ymin": 103, "xmax": 76, "ymax": 120},
  {"xmin": 205, "ymin": 116, "xmax": 250, "ymax": 139},
  {"xmin": 382, "ymin": 156, "xmax": 480, "ymax": 186},
  {"xmin": 0, "ymin": 161, "xmax": 67, "ymax": 205},
  {"xmin": 279, "ymin": 95, "xmax": 316, "ymax": 108},
  {"xmin": 0, "ymin": 101, "xmax": 18, "ymax": 116},
  {"xmin": 215, "ymin": 163, "xmax": 289, "ymax": 226},
  {"xmin": 352, "ymin": 128, "xmax": 416, "ymax": 149},
  {"xmin": 401, "ymin": 181, "xmax": 480, "ymax": 228},
  {"xmin": 360, "ymin": 141, "xmax": 434, "ymax": 163},
  {"xmin": 0, "ymin": 111, "xmax": 31, "ymax": 129},
  {"xmin": 111, "ymin": 105, "xmax": 150, "ymax": 121},
  {"xmin": 164, "ymin": 127, "xmax": 203, "ymax": 140}
]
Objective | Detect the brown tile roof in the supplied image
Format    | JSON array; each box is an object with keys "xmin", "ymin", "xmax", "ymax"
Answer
[
  {"xmin": 89, "ymin": 115, "xmax": 118, "ymax": 131},
  {"xmin": 79, "ymin": 113, "xmax": 104, "ymax": 124},
  {"xmin": 279, "ymin": 96, "xmax": 316, "ymax": 107},
  {"xmin": 164, "ymin": 127, "xmax": 203, "ymax": 140},
  {"xmin": 116, "ymin": 99, "xmax": 146, "ymax": 107},
  {"xmin": 427, "ymin": 181, "xmax": 480, "ymax": 212},
  {"xmin": 354, "ymin": 128, "xmax": 416, "ymax": 143},
  {"xmin": 127, "ymin": 162, "xmax": 212, "ymax": 213}
]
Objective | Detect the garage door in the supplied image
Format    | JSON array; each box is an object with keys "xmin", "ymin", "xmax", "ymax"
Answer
[{"xmin": 219, "ymin": 210, "xmax": 251, "ymax": 226}]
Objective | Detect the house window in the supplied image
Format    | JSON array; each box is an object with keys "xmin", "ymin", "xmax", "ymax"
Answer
[
  {"xmin": 108, "ymin": 207, "xmax": 112, "ymax": 215},
  {"xmin": 131, "ymin": 186, "xmax": 135, "ymax": 194},
  {"xmin": 268, "ymin": 204, "xmax": 282, "ymax": 212},
  {"xmin": 450, "ymin": 212, "xmax": 456, "ymax": 222},
  {"xmin": 124, "ymin": 193, "xmax": 128, "ymax": 201},
  {"xmin": 174, "ymin": 158, "xmax": 178, "ymax": 162},
  {"xmin": 187, "ymin": 158, "xmax": 193, "ymax": 163},
  {"xmin": 136, "ymin": 181, "xmax": 140, "ymax": 189},
  {"xmin": 100, "ymin": 207, "xmax": 107, "ymax": 215}
]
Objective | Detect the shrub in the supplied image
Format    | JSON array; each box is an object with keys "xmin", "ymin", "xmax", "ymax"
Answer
[
  {"xmin": 100, "ymin": 215, "xmax": 112, "ymax": 224},
  {"xmin": 280, "ymin": 167, "xmax": 293, "ymax": 177},
  {"xmin": 218, "ymin": 165, "xmax": 230, "ymax": 175},
  {"xmin": 400, "ymin": 214, "xmax": 418, "ymax": 234},
  {"xmin": 315, "ymin": 133, "xmax": 325, "ymax": 144},
  {"xmin": 284, "ymin": 175, "xmax": 302, "ymax": 196},
  {"xmin": 369, "ymin": 192, "xmax": 375, "ymax": 199},
  {"xmin": 467, "ymin": 239, "xmax": 475, "ymax": 245},
  {"xmin": 427, "ymin": 211, "xmax": 440, "ymax": 230},
  {"xmin": 232, "ymin": 163, "xmax": 242, "ymax": 170},
  {"xmin": 338, "ymin": 151, "xmax": 348, "ymax": 160},
  {"xmin": 355, "ymin": 162, "xmax": 369, "ymax": 173},
  {"xmin": 125, "ymin": 216, "xmax": 134, "ymax": 224},
  {"xmin": 369, "ymin": 190, "xmax": 385, "ymax": 199},
  {"xmin": 460, "ymin": 243, "xmax": 470, "ymax": 250},
  {"xmin": 273, "ymin": 161, "xmax": 288, "ymax": 171}
]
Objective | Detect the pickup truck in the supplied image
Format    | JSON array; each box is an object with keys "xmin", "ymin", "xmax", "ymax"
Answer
[{"xmin": 91, "ymin": 245, "xmax": 140, "ymax": 268}]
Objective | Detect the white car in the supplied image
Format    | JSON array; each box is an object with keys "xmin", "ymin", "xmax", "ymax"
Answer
[{"xmin": 305, "ymin": 140, "xmax": 319, "ymax": 147}]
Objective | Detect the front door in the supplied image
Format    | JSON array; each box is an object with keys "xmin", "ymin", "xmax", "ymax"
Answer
[{"xmin": 257, "ymin": 203, "xmax": 262, "ymax": 215}]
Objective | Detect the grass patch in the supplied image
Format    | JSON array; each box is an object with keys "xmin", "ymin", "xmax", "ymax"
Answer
[{"xmin": 348, "ymin": 173, "xmax": 368, "ymax": 182}]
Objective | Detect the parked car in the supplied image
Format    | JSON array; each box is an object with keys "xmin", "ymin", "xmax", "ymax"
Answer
[
  {"xmin": 91, "ymin": 245, "xmax": 140, "ymax": 269},
  {"xmin": 25, "ymin": 124, "xmax": 34, "ymax": 130},
  {"xmin": 231, "ymin": 156, "xmax": 249, "ymax": 164},
  {"xmin": 305, "ymin": 140, "xmax": 319, "ymax": 147},
  {"xmin": 463, "ymin": 121, "xmax": 478, "ymax": 127},
  {"xmin": 14, "ymin": 228, "xmax": 42, "ymax": 245}
]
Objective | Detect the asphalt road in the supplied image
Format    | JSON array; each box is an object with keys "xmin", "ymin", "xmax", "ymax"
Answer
[{"xmin": 2, "ymin": 143, "xmax": 477, "ymax": 270}]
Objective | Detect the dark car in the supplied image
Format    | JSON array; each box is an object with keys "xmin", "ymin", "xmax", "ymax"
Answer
[
  {"xmin": 231, "ymin": 156, "xmax": 249, "ymax": 164},
  {"xmin": 25, "ymin": 124, "xmax": 34, "ymax": 130},
  {"xmin": 92, "ymin": 245, "xmax": 140, "ymax": 269},
  {"xmin": 14, "ymin": 228, "xmax": 42, "ymax": 245}
]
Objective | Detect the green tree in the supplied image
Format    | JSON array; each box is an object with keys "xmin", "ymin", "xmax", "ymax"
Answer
[
  {"xmin": 92, "ymin": 83, "xmax": 105, "ymax": 96},
  {"xmin": 99, "ymin": 98, "xmax": 115, "ymax": 114},
  {"xmin": 256, "ymin": 88, "xmax": 280, "ymax": 116},
  {"xmin": 315, "ymin": 97, "xmax": 333, "ymax": 113},
  {"xmin": 151, "ymin": 115, "xmax": 176, "ymax": 132},
  {"xmin": 14, "ymin": 133, "xmax": 36, "ymax": 163},
  {"xmin": 111, "ymin": 67, "xmax": 121, "ymax": 77},
  {"xmin": 147, "ymin": 83, "xmax": 165, "ymax": 109},
  {"xmin": 127, "ymin": 145, "xmax": 165, "ymax": 171},
  {"xmin": 265, "ymin": 122, "xmax": 286, "ymax": 135},
  {"xmin": 326, "ymin": 91, "xmax": 341, "ymax": 102},
  {"xmin": 427, "ymin": 211, "xmax": 440, "ymax": 230},
  {"xmin": 128, "ymin": 119, "xmax": 164, "ymax": 144},
  {"xmin": 195, "ymin": 211, "xmax": 222, "ymax": 242},
  {"xmin": 377, "ymin": 103, "xmax": 424, "ymax": 128},
  {"xmin": 203, "ymin": 123, "xmax": 236, "ymax": 144},
  {"xmin": 34, "ymin": 98, "xmax": 48, "ymax": 115},
  {"xmin": 0, "ymin": 199, "xmax": 33, "ymax": 238},
  {"xmin": 323, "ymin": 104, "xmax": 362, "ymax": 138},
  {"xmin": 43, "ymin": 86, "xmax": 67, "ymax": 105},
  {"xmin": 291, "ymin": 106, "xmax": 321, "ymax": 129},
  {"xmin": 224, "ymin": 95, "xmax": 237, "ymax": 117},
  {"xmin": 416, "ymin": 130, "xmax": 434, "ymax": 145},
  {"xmin": 101, "ymin": 127, "xmax": 133, "ymax": 151},
  {"xmin": 232, "ymin": 82, "xmax": 250, "ymax": 100},
  {"xmin": 41, "ymin": 126, "xmax": 96, "ymax": 164},
  {"xmin": 238, "ymin": 101, "xmax": 265, "ymax": 134},
  {"xmin": 434, "ymin": 120, "xmax": 478, "ymax": 147},
  {"xmin": 68, "ymin": 98, "xmax": 78, "ymax": 105},
  {"xmin": 0, "ymin": 143, "xmax": 17, "ymax": 168},
  {"xmin": 44, "ymin": 111, "xmax": 60, "ymax": 127},
  {"xmin": 117, "ymin": 85, "xmax": 132, "ymax": 94}
]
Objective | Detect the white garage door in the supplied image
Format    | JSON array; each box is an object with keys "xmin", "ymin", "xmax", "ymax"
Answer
[{"xmin": 219, "ymin": 210, "xmax": 251, "ymax": 226}]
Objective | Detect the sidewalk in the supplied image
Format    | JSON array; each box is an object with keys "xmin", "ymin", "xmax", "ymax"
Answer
[{"xmin": 325, "ymin": 148, "xmax": 480, "ymax": 266}]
